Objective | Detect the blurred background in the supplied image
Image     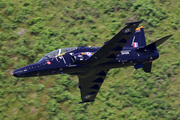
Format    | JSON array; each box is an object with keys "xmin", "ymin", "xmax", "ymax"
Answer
[{"xmin": 0, "ymin": 0, "xmax": 180, "ymax": 119}]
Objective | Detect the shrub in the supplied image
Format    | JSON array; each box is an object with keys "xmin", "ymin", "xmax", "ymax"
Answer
[
  {"xmin": 36, "ymin": 84, "xmax": 44, "ymax": 92},
  {"xmin": 132, "ymin": 0, "xmax": 168, "ymax": 27},
  {"xmin": 0, "ymin": 15, "xmax": 3, "ymax": 23},
  {"xmin": 1, "ymin": 23, "xmax": 17, "ymax": 30},
  {"xmin": 27, "ymin": 17, "xmax": 43, "ymax": 25},
  {"xmin": 4, "ymin": 6, "xmax": 14, "ymax": 15},
  {"xmin": 0, "ymin": 1, "xmax": 6, "ymax": 9},
  {"xmin": 30, "ymin": 23, "xmax": 44, "ymax": 35},
  {"xmin": 46, "ymin": 99, "xmax": 60, "ymax": 117}
]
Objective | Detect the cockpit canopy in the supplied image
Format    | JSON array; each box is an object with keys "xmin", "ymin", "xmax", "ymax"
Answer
[{"xmin": 38, "ymin": 47, "xmax": 77, "ymax": 62}]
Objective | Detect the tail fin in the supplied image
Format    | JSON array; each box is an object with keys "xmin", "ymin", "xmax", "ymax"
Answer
[{"xmin": 123, "ymin": 26, "xmax": 146, "ymax": 49}]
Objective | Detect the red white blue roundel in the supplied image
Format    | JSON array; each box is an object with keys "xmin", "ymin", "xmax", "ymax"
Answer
[
  {"xmin": 124, "ymin": 28, "xmax": 131, "ymax": 33},
  {"xmin": 85, "ymin": 95, "xmax": 91, "ymax": 99},
  {"xmin": 86, "ymin": 52, "xmax": 92, "ymax": 57}
]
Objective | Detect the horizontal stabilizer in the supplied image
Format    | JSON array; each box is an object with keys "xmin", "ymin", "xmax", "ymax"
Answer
[
  {"xmin": 134, "ymin": 64, "xmax": 143, "ymax": 69},
  {"xmin": 136, "ymin": 34, "xmax": 173, "ymax": 51},
  {"xmin": 143, "ymin": 62, "xmax": 152, "ymax": 73},
  {"xmin": 153, "ymin": 34, "xmax": 173, "ymax": 47}
]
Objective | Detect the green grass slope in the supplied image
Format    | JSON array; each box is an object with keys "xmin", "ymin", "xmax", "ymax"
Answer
[{"xmin": 0, "ymin": 0, "xmax": 180, "ymax": 119}]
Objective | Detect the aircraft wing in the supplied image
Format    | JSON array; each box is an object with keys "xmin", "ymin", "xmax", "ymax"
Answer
[
  {"xmin": 86, "ymin": 21, "xmax": 142, "ymax": 66},
  {"xmin": 78, "ymin": 69, "xmax": 108, "ymax": 103}
]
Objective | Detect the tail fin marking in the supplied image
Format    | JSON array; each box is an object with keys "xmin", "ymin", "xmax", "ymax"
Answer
[{"xmin": 124, "ymin": 26, "xmax": 146, "ymax": 49}]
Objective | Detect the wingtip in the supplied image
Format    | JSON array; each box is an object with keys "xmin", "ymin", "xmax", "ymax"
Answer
[
  {"xmin": 78, "ymin": 100, "xmax": 95, "ymax": 104},
  {"xmin": 165, "ymin": 34, "xmax": 173, "ymax": 39},
  {"xmin": 169, "ymin": 34, "xmax": 174, "ymax": 37},
  {"xmin": 125, "ymin": 21, "xmax": 143, "ymax": 25}
]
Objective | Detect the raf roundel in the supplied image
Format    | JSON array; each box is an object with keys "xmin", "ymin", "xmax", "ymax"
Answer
[
  {"xmin": 124, "ymin": 28, "xmax": 130, "ymax": 33},
  {"xmin": 85, "ymin": 52, "xmax": 92, "ymax": 57},
  {"xmin": 85, "ymin": 95, "xmax": 91, "ymax": 99}
]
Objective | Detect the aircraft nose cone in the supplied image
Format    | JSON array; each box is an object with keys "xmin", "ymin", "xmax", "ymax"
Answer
[
  {"xmin": 12, "ymin": 70, "xmax": 21, "ymax": 77},
  {"xmin": 12, "ymin": 68, "xmax": 25, "ymax": 77},
  {"xmin": 12, "ymin": 63, "xmax": 41, "ymax": 77},
  {"xmin": 12, "ymin": 72, "xmax": 18, "ymax": 77}
]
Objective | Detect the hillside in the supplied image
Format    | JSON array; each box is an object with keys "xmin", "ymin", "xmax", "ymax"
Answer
[{"xmin": 0, "ymin": 0, "xmax": 180, "ymax": 119}]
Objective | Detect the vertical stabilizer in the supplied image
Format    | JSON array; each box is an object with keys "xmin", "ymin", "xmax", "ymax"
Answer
[{"xmin": 124, "ymin": 26, "xmax": 146, "ymax": 49}]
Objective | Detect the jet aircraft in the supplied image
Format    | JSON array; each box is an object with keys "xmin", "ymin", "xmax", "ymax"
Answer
[{"xmin": 13, "ymin": 21, "xmax": 173, "ymax": 103}]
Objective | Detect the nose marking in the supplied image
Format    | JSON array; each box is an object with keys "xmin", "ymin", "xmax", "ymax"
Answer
[{"xmin": 47, "ymin": 61, "xmax": 51, "ymax": 65}]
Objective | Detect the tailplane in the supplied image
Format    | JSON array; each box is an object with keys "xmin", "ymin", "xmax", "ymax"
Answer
[
  {"xmin": 143, "ymin": 62, "xmax": 152, "ymax": 73},
  {"xmin": 136, "ymin": 34, "xmax": 173, "ymax": 51},
  {"xmin": 134, "ymin": 62, "xmax": 152, "ymax": 73}
]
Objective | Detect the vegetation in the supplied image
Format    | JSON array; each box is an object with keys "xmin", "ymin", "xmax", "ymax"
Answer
[{"xmin": 0, "ymin": 0, "xmax": 180, "ymax": 119}]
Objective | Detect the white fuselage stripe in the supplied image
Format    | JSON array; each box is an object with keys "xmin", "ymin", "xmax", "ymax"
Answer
[
  {"xmin": 131, "ymin": 36, "xmax": 135, "ymax": 46},
  {"xmin": 62, "ymin": 56, "xmax": 66, "ymax": 64}
]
